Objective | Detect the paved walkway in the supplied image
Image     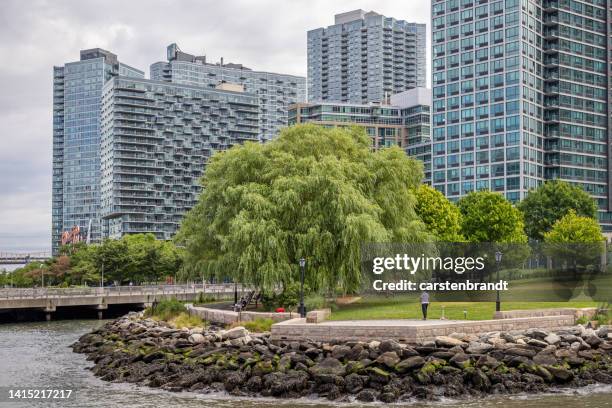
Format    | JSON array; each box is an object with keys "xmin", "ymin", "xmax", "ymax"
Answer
[{"xmin": 316, "ymin": 319, "xmax": 464, "ymax": 327}]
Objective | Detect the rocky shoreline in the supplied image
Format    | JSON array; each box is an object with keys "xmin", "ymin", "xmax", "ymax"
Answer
[{"xmin": 72, "ymin": 312, "xmax": 612, "ymax": 402}]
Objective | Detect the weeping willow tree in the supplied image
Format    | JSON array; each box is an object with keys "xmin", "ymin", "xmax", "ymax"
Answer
[{"xmin": 176, "ymin": 124, "xmax": 432, "ymax": 294}]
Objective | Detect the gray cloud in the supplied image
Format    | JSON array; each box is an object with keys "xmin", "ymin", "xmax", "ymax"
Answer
[{"xmin": 0, "ymin": 0, "xmax": 430, "ymax": 252}]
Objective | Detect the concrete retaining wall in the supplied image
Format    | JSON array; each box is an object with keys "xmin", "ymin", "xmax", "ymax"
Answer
[
  {"xmin": 187, "ymin": 305, "xmax": 295, "ymax": 325},
  {"xmin": 270, "ymin": 315, "xmax": 576, "ymax": 344},
  {"xmin": 494, "ymin": 307, "xmax": 598, "ymax": 320}
]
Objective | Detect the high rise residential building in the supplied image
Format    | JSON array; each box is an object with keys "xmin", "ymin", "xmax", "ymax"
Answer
[
  {"xmin": 307, "ymin": 9, "xmax": 427, "ymax": 104},
  {"xmin": 99, "ymin": 77, "xmax": 259, "ymax": 239},
  {"xmin": 150, "ymin": 44, "xmax": 306, "ymax": 142},
  {"xmin": 431, "ymin": 0, "xmax": 612, "ymax": 231},
  {"xmin": 289, "ymin": 88, "xmax": 432, "ymax": 180},
  {"xmin": 52, "ymin": 49, "xmax": 143, "ymax": 254}
]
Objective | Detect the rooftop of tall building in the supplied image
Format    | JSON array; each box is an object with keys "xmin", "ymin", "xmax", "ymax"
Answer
[
  {"xmin": 334, "ymin": 9, "xmax": 380, "ymax": 25},
  {"xmin": 165, "ymin": 43, "xmax": 252, "ymax": 70},
  {"xmin": 80, "ymin": 48, "xmax": 118, "ymax": 64}
]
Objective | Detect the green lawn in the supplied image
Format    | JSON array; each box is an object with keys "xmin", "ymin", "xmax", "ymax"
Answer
[{"xmin": 329, "ymin": 295, "xmax": 598, "ymax": 321}]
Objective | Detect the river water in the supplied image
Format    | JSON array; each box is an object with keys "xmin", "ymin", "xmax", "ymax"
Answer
[{"xmin": 1, "ymin": 320, "xmax": 612, "ymax": 407}]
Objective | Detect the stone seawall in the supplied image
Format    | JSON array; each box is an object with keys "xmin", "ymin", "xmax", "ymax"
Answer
[
  {"xmin": 271, "ymin": 316, "xmax": 576, "ymax": 343},
  {"xmin": 72, "ymin": 313, "xmax": 612, "ymax": 403},
  {"xmin": 187, "ymin": 305, "xmax": 295, "ymax": 325}
]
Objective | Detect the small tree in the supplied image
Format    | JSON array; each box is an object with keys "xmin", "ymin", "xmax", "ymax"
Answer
[
  {"xmin": 519, "ymin": 180, "xmax": 598, "ymax": 241},
  {"xmin": 543, "ymin": 210, "xmax": 605, "ymax": 283},
  {"xmin": 544, "ymin": 210, "xmax": 603, "ymax": 244},
  {"xmin": 458, "ymin": 191, "xmax": 527, "ymax": 243},
  {"xmin": 414, "ymin": 185, "xmax": 464, "ymax": 242}
]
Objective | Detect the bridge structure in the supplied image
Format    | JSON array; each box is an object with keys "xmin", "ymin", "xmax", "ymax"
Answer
[
  {"xmin": 0, "ymin": 251, "xmax": 52, "ymax": 265},
  {"xmin": 0, "ymin": 283, "xmax": 244, "ymax": 320}
]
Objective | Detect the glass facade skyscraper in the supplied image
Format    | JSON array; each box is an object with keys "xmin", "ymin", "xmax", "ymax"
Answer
[
  {"xmin": 307, "ymin": 9, "xmax": 427, "ymax": 104},
  {"xmin": 150, "ymin": 44, "xmax": 306, "ymax": 142},
  {"xmin": 431, "ymin": 0, "xmax": 612, "ymax": 231},
  {"xmin": 99, "ymin": 77, "xmax": 259, "ymax": 239},
  {"xmin": 289, "ymin": 88, "xmax": 432, "ymax": 180},
  {"xmin": 52, "ymin": 49, "xmax": 143, "ymax": 254}
]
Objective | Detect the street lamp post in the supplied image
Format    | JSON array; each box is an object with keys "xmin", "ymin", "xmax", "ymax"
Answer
[
  {"xmin": 298, "ymin": 258, "xmax": 306, "ymax": 318},
  {"xmin": 495, "ymin": 251, "xmax": 503, "ymax": 312},
  {"xmin": 234, "ymin": 281, "xmax": 238, "ymax": 306}
]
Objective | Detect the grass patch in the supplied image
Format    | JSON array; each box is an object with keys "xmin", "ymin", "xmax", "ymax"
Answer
[
  {"xmin": 329, "ymin": 295, "xmax": 598, "ymax": 321},
  {"xmin": 144, "ymin": 298, "xmax": 186, "ymax": 321},
  {"xmin": 171, "ymin": 312, "xmax": 204, "ymax": 329},
  {"xmin": 233, "ymin": 318, "xmax": 274, "ymax": 333}
]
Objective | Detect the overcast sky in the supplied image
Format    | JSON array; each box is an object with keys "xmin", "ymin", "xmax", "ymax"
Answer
[{"xmin": 0, "ymin": 0, "xmax": 430, "ymax": 253}]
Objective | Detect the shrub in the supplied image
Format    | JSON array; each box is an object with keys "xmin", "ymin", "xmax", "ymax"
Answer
[
  {"xmin": 195, "ymin": 292, "xmax": 217, "ymax": 304},
  {"xmin": 304, "ymin": 294, "xmax": 326, "ymax": 310},
  {"xmin": 171, "ymin": 312, "xmax": 204, "ymax": 329},
  {"xmin": 144, "ymin": 298, "xmax": 186, "ymax": 321},
  {"xmin": 595, "ymin": 314, "xmax": 610, "ymax": 326},
  {"xmin": 576, "ymin": 316, "xmax": 589, "ymax": 325},
  {"xmin": 261, "ymin": 283, "xmax": 311, "ymax": 311},
  {"xmin": 235, "ymin": 318, "xmax": 274, "ymax": 333}
]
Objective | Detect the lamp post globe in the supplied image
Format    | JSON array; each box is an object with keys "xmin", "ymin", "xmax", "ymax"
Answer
[{"xmin": 495, "ymin": 251, "xmax": 503, "ymax": 312}]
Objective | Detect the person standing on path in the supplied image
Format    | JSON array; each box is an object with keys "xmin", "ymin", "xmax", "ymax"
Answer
[{"xmin": 420, "ymin": 291, "xmax": 430, "ymax": 320}]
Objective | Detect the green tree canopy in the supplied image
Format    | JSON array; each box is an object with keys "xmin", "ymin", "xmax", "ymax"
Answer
[
  {"xmin": 544, "ymin": 210, "xmax": 603, "ymax": 243},
  {"xmin": 543, "ymin": 210, "xmax": 605, "ymax": 278},
  {"xmin": 177, "ymin": 124, "xmax": 432, "ymax": 293},
  {"xmin": 458, "ymin": 191, "xmax": 527, "ymax": 243},
  {"xmin": 92, "ymin": 234, "xmax": 183, "ymax": 284},
  {"xmin": 414, "ymin": 184, "xmax": 464, "ymax": 242},
  {"xmin": 3, "ymin": 234, "xmax": 183, "ymax": 288},
  {"xmin": 518, "ymin": 180, "xmax": 598, "ymax": 241}
]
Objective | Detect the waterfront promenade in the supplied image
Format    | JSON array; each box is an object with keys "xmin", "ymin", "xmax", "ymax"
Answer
[
  {"xmin": 270, "ymin": 315, "xmax": 577, "ymax": 343},
  {"xmin": 0, "ymin": 283, "xmax": 242, "ymax": 319}
]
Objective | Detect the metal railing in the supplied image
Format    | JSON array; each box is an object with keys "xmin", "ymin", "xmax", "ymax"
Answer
[{"xmin": 0, "ymin": 283, "xmax": 243, "ymax": 300}]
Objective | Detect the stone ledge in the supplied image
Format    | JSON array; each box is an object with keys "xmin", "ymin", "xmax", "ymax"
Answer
[
  {"xmin": 494, "ymin": 307, "xmax": 598, "ymax": 320},
  {"xmin": 306, "ymin": 308, "xmax": 331, "ymax": 323},
  {"xmin": 187, "ymin": 305, "xmax": 295, "ymax": 325},
  {"xmin": 270, "ymin": 315, "xmax": 576, "ymax": 343}
]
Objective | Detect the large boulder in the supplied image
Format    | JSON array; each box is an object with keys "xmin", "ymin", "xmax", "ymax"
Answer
[
  {"xmin": 525, "ymin": 329, "xmax": 549, "ymax": 340},
  {"xmin": 188, "ymin": 333, "xmax": 206, "ymax": 344},
  {"xmin": 584, "ymin": 333, "xmax": 603, "ymax": 347},
  {"xmin": 264, "ymin": 370, "xmax": 309, "ymax": 396},
  {"xmin": 221, "ymin": 326, "xmax": 248, "ymax": 340},
  {"xmin": 344, "ymin": 373, "xmax": 366, "ymax": 393},
  {"xmin": 331, "ymin": 345, "xmax": 352, "ymax": 360},
  {"xmin": 545, "ymin": 365, "xmax": 574, "ymax": 382},
  {"xmin": 533, "ymin": 351, "xmax": 558, "ymax": 366},
  {"xmin": 435, "ymin": 336, "xmax": 466, "ymax": 348},
  {"xmin": 356, "ymin": 389, "xmax": 378, "ymax": 402},
  {"xmin": 376, "ymin": 352, "xmax": 400, "ymax": 368},
  {"xmin": 466, "ymin": 342, "xmax": 494, "ymax": 354},
  {"xmin": 469, "ymin": 368, "xmax": 491, "ymax": 391},
  {"xmin": 395, "ymin": 356, "xmax": 425, "ymax": 372},
  {"xmin": 527, "ymin": 339, "xmax": 549, "ymax": 348},
  {"xmin": 379, "ymin": 339, "xmax": 402, "ymax": 354},
  {"xmin": 544, "ymin": 333, "xmax": 561, "ymax": 345},
  {"xmin": 449, "ymin": 353, "xmax": 472, "ymax": 369},
  {"xmin": 309, "ymin": 357, "xmax": 346, "ymax": 377}
]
